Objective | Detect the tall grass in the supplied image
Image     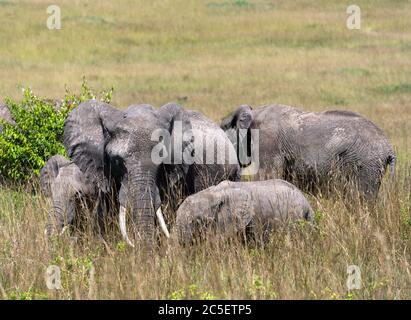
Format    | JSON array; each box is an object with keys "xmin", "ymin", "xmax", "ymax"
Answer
[{"xmin": 0, "ymin": 164, "xmax": 410, "ymax": 299}]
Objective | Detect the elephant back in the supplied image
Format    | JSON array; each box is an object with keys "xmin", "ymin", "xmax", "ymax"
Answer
[{"xmin": 187, "ymin": 110, "xmax": 239, "ymax": 171}]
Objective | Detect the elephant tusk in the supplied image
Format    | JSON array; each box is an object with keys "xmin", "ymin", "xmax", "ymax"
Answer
[
  {"xmin": 119, "ymin": 206, "xmax": 135, "ymax": 247},
  {"xmin": 156, "ymin": 207, "xmax": 170, "ymax": 238},
  {"xmin": 59, "ymin": 226, "xmax": 69, "ymax": 236}
]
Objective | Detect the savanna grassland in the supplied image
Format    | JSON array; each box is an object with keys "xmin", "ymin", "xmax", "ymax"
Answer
[{"xmin": 0, "ymin": 0, "xmax": 411, "ymax": 299}]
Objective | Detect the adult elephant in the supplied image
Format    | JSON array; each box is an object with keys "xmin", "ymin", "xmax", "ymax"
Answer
[
  {"xmin": 64, "ymin": 100, "xmax": 239, "ymax": 247},
  {"xmin": 40, "ymin": 155, "xmax": 96, "ymax": 236},
  {"xmin": 221, "ymin": 104, "xmax": 395, "ymax": 200}
]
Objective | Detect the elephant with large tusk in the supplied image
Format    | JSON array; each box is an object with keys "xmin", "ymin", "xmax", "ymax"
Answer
[
  {"xmin": 64, "ymin": 100, "xmax": 240, "ymax": 247},
  {"xmin": 174, "ymin": 179, "xmax": 314, "ymax": 245},
  {"xmin": 221, "ymin": 104, "xmax": 396, "ymax": 200}
]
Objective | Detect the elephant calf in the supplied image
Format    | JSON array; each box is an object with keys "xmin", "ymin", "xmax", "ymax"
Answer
[
  {"xmin": 40, "ymin": 155, "xmax": 96, "ymax": 236},
  {"xmin": 174, "ymin": 179, "xmax": 313, "ymax": 245}
]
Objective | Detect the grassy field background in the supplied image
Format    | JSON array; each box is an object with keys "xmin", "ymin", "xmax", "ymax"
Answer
[{"xmin": 0, "ymin": 0, "xmax": 411, "ymax": 299}]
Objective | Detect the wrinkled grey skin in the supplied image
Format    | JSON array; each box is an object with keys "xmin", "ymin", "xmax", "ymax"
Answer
[
  {"xmin": 221, "ymin": 104, "xmax": 396, "ymax": 199},
  {"xmin": 175, "ymin": 179, "xmax": 313, "ymax": 245},
  {"xmin": 64, "ymin": 99, "xmax": 239, "ymax": 246},
  {"xmin": 40, "ymin": 155, "xmax": 95, "ymax": 236}
]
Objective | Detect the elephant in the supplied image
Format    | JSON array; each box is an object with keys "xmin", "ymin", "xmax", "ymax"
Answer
[
  {"xmin": 40, "ymin": 155, "xmax": 96, "ymax": 236},
  {"xmin": 174, "ymin": 179, "xmax": 314, "ymax": 245},
  {"xmin": 221, "ymin": 104, "xmax": 396, "ymax": 200},
  {"xmin": 64, "ymin": 99, "xmax": 240, "ymax": 247}
]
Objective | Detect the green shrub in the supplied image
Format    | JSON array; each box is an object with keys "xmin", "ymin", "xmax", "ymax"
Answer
[{"xmin": 0, "ymin": 79, "xmax": 114, "ymax": 183}]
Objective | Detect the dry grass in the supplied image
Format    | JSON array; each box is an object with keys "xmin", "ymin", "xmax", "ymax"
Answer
[
  {"xmin": 0, "ymin": 166, "xmax": 410, "ymax": 299},
  {"xmin": 0, "ymin": 0, "xmax": 411, "ymax": 299}
]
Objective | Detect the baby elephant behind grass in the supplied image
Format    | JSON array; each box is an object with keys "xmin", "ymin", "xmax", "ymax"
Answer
[
  {"xmin": 174, "ymin": 179, "xmax": 314, "ymax": 246},
  {"xmin": 40, "ymin": 155, "xmax": 96, "ymax": 237}
]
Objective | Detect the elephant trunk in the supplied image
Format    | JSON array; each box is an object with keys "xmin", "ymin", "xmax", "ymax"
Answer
[
  {"xmin": 45, "ymin": 198, "xmax": 75, "ymax": 236},
  {"xmin": 178, "ymin": 224, "xmax": 193, "ymax": 246},
  {"xmin": 131, "ymin": 170, "xmax": 156, "ymax": 248},
  {"xmin": 119, "ymin": 167, "xmax": 170, "ymax": 248}
]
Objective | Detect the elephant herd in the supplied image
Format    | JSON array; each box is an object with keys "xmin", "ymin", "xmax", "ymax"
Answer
[{"xmin": 38, "ymin": 99, "xmax": 395, "ymax": 248}]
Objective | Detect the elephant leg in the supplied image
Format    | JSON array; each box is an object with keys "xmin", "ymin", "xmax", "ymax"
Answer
[
  {"xmin": 187, "ymin": 164, "xmax": 211, "ymax": 194},
  {"xmin": 255, "ymin": 154, "xmax": 284, "ymax": 180},
  {"xmin": 192, "ymin": 165, "xmax": 207, "ymax": 193},
  {"xmin": 271, "ymin": 155, "xmax": 285, "ymax": 179},
  {"xmin": 356, "ymin": 166, "xmax": 382, "ymax": 202},
  {"xmin": 94, "ymin": 191, "xmax": 110, "ymax": 236},
  {"xmin": 190, "ymin": 164, "xmax": 235, "ymax": 193},
  {"xmin": 97, "ymin": 203, "xmax": 106, "ymax": 235}
]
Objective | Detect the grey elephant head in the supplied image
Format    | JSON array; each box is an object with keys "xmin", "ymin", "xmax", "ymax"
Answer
[
  {"xmin": 64, "ymin": 99, "xmax": 238, "ymax": 248},
  {"xmin": 220, "ymin": 105, "xmax": 253, "ymax": 167},
  {"xmin": 221, "ymin": 104, "xmax": 253, "ymax": 132},
  {"xmin": 174, "ymin": 179, "xmax": 313, "ymax": 246},
  {"xmin": 40, "ymin": 155, "xmax": 95, "ymax": 236}
]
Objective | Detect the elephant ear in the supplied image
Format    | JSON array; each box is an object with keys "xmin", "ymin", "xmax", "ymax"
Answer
[
  {"xmin": 221, "ymin": 105, "xmax": 253, "ymax": 167},
  {"xmin": 158, "ymin": 102, "xmax": 194, "ymax": 182},
  {"xmin": 64, "ymin": 99, "xmax": 124, "ymax": 192},
  {"xmin": 220, "ymin": 104, "xmax": 253, "ymax": 132},
  {"xmin": 216, "ymin": 188, "xmax": 253, "ymax": 235},
  {"xmin": 40, "ymin": 155, "xmax": 71, "ymax": 197}
]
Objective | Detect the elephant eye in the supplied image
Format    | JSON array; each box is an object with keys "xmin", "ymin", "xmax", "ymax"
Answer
[{"xmin": 211, "ymin": 200, "xmax": 223, "ymax": 213}]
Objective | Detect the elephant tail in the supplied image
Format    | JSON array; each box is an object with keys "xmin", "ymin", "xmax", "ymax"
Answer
[{"xmin": 387, "ymin": 154, "xmax": 396, "ymax": 179}]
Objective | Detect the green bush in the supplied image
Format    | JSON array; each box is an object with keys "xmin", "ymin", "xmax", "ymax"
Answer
[{"xmin": 0, "ymin": 79, "xmax": 114, "ymax": 183}]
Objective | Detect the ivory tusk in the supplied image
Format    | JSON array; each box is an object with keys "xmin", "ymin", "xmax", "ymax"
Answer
[
  {"xmin": 59, "ymin": 226, "xmax": 69, "ymax": 236},
  {"xmin": 156, "ymin": 207, "xmax": 170, "ymax": 238},
  {"xmin": 119, "ymin": 206, "xmax": 135, "ymax": 247}
]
